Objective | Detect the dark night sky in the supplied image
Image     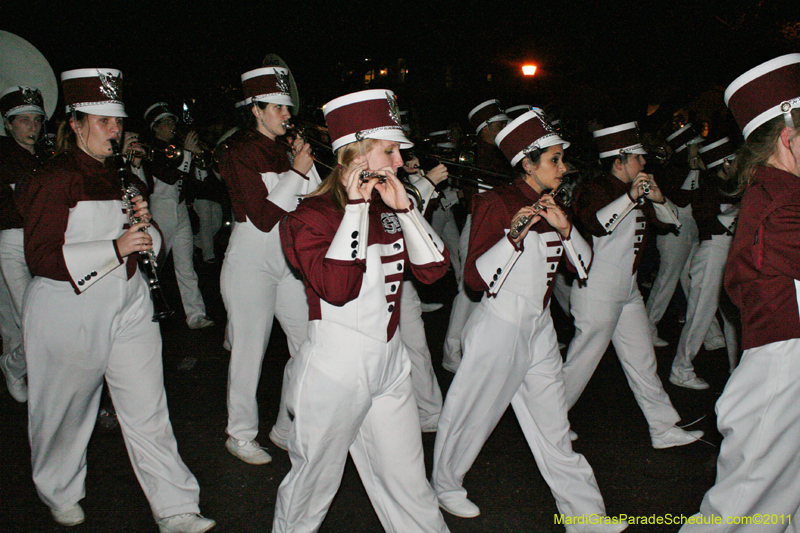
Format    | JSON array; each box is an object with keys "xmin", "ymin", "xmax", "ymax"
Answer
[{"xmin": 3, "ymin": 0, "xmax": 798, "ymax": 135}]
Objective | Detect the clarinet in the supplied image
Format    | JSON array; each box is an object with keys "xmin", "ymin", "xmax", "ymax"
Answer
[{"xmin": 110, "ymin": 139, "xmax": 174, "ymax": 321}]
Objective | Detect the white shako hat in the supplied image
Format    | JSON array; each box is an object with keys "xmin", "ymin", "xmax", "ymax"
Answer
[
  {"xmin": 428, "ymin": 129, "xmax": 455, "ymax": 149},
  {"xmin": 61, "ymin": 68, "xmax": 127, "ymax": 117},
  {"xmin": 666, "ymin": 123, "xmax": 704, "ymax": 153},
  {"xmin": 593, "ymin": 121, "xmax": 647, "ymax": 159},
  {"xmin": 495, "ymin": 109, "xmax": 570, "ymax": 167},
  {"xmin": 725, "ymin": 53, "xmax": 800, "ymax": 140},
  {"xmin": 0, "ymin": 86, "xmax": 45, "ymax": 119},
  {"xmin": 144, "ymin": 102, "xmax": 178, "ymax": 129},
  {"xmin": 323, "ymin": 89, "xmax": 412, "ymax": 153},
  {"xmin": 240, "ymin": 67, "xmax": 294, "ymax": 107},
  {"xmin": 698, "ymin": 136, "xmax": 736, "ymax": 169},
  {"xmin": 468, "ymin": 99, "xmax": 509, "ymax": 134}
]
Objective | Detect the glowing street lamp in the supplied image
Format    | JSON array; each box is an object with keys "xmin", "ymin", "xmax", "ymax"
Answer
[{"xmin": 522, "ymin": 65, "xmax": 537, "ymax": 76}]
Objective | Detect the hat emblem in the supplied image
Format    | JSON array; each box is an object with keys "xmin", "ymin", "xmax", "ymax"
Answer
[
  {"xmin": 781, "ymin": 101, "xmax": 792, "ymax": 113},
  {"xmin": 386, "ymin": 92, "xmax": 401, "ymax": 126},
  {"xmin": 98, "ymin": 70, "xmax": 121, "ymax": 100},
  {"xmin": 275, "ymin": 70, "xmax": 289, "ymax": 94},
  {"xmin": 532, "ymin": 108, "xmax": 555, "ymax": 134},
  {"xmin": 21, "ymin": 87, "xmax": 43, "ymax": 107}
]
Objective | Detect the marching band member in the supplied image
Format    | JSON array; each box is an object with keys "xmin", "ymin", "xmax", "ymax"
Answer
[
  {"xmin": 669, "ymin": 136, "xmax": 740, "ymax": 389},
  {"xmin": 432, "ymin": 111, "xmax": 628, "ymax": 533},
  {"xmin": 561, "ymin": 122, "xmax": 703, "ymax": 449},
  {"xmin": 0, "ymin": 85, "xmax": 45, "ymax": 402},
  {"xmin": 141, "ymin": 102, "xmax": 213, "ymax": 329},
  {"xmin": 23, "ymin": 68, "xmax": 214, "ymax": 532},
  {"xmin": 274, "ymin": 89, "xmax": 450, "ymax": 532},
  {"xmin": 441, "ymin": 100, "xmax": 510, "ymax": 372},
  {"xmin": 218, "ymin": 66, "xmax": 318, "ymax": 463},
  {"xmin": 680, "ymin": 54, "xmax": 800, "ymax": 531}
]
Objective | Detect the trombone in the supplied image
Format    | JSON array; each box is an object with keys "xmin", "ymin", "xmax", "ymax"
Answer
[{"xmin": 125, "ymin": 142, "xmax": 184, "ymax": 162}]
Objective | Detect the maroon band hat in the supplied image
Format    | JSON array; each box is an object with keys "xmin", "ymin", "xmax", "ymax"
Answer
[
  {"xmin": 698, "ymin": 137, "xmax": 736, "ymax": 169},
  {"xmin": 495, "ymin": 109, "xmax": 570, "ymax": 167},
  {"xmin": 724, "ymin": 53, "xmax": 800, "ymax": 139},
  {"xmin": 323, "ymin": 89, "xmax": 412, "ymax": 152},
  {"xmin": 0, "ymin": 86, "xmax": 45, "ymax": 119},
  {"xmin": 666, "ymin": 123, "xmax": 703, "ymax": 153},
  {"xmin": 593, "ymin": 122, "xmax": 647, "ymax": 159},
  {"xmin": 144, "ymin": 102, "xmax": 178, "ymax": 129},
  {"xmin": 240, "ymin": 67, "xmax": 293, "ymax": 107},
  {"xmin": 61, "ymin": 68, "xmax": 126, "ymax": 117},
  {"xmin": 468, "ymin": 100, "xmax": 509, "ymax": 134},
  {"xmin": 504, "ymin": 105, "xmax": 533, "ymax": 120}
]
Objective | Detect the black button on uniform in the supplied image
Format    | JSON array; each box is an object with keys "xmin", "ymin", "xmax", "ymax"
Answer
[{"xmin": 351, "ymin": 231, "xmax": 358, "ymax": 238}]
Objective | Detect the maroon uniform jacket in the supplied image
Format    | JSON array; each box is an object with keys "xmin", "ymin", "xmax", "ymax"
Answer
[
  {"xmin": 0, "ymin": 136, "xmax": 39, "ymax": 229},
  {"xmin": 465, "ymin": 178, "xmax": 589, "ymax": 309},
  {"xmin": 23, "ymin": 148, "xmax": 151, "ymax": 289},
  {"xmin": 692, "ymin": 176, "xmax": 738, "ymax": 242},
  {"xmin": 572, "ymin": 173, "xmax": 673, "ymax": 275},
  {"xmin": 281, "ymin": 191, "xmax": 450, "ymax": 342},
  {"xmin": 217, "ymin": 129, "xmax": 293, "ymax": 233},
  {"xmin": 724, "ymin": 165, "xmax": 800, "ymax": 350}
]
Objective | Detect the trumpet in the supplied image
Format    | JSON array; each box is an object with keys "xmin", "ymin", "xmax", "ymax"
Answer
[
  {"xmin": 125, "ymin": 142, "xmax": 183, "ymax": 162},
  {"xmin": 281, "ymin": 121, "xmax": 335, "ymax": 172},
  {"xmin": 508, "ymin": 175, "xmax": 574, "ymax": 239}
]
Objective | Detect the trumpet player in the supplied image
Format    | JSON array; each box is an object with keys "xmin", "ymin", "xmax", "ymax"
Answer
[
  {"xmin": 0, "ymin": 85, "xmax": 46, "ymax": 403},
  {"xmin": 561, "ymin": 122, "xmax": 703, "ymax": 449},
  {"xmin": 218, "ymin": 66, "xmax": 319, "ymax": 465},
  {"xmin": 22, "ymin": 68, "xmax": 215, "ymax": 532},
  {"xmin": 432, "ymin": 110, "xmax": 629, "ymax": 532},
  {"xmin": 140, "ymin": 102, "xmax": 213, "ymax": 330}
]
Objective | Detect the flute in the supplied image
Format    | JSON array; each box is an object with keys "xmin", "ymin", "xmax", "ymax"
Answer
[{"xmin": 508, "ymin": 181, "xmax": 568, "ymax": 239}]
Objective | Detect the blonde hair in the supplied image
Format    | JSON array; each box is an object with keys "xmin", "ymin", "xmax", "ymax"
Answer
[
  {"xmin": 732, "ymin": 108, "xmax": 800, "ymax": 196},
  {"xmin": 307, "ymin": 138, "xmax": 378, "ymax": 211}
]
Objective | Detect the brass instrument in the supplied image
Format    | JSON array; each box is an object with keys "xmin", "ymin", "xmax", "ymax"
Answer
[
  {"xmin": 110, "ymin": 139, "xmax": 173, "ymax": 321},
  {"xmin": 508, "ymin": 175, "xmax": 574, "ymax": 239},
  {"xmin": 125, "ymin": 142, "xmax": 183, "ymax": 162},
  {"xmin": 281, "ymin": 121, "xmax": 335, "ymax": 172}
]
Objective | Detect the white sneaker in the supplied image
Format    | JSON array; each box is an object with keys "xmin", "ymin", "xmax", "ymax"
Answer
[
  {"xmin": 268, "ymin": 426, "xmax": 289, "ymax": 451},
  {"xmin": 0, "ymin": 353, "xmax": 27, "ymax": 403},
  {"xmin": 438, "ymin": 496, "xmax": 480, "ymax": 518},
  {"xmin": 704, "ymin": 337, "xmax": 726, "ymax": 351},
  {"xmin": 441, "ymin": 360, "xmax": 460, "ymax": 374},
  {"xmin": 187, "ymin": 315, "xmax": 215, "ymax": 329},
  {"xmin": 652, "ymin": 336, "xmax": 669, "ymax": 348},
  {"xmin": 421, "ymin": 302, "xmax": 444, "ymax": 313},
  {"xmin": 569, "ymin": 430, "xmax": 578, "ymax": 442},
  {"xmin": 669, "ymin": 373, "xmax": 710, "ymax": 390},
  {"xmin": 225, "ymin": 437, "xmax": 272, "ymax": 464},
  {"xmin": 651, "ymin": 427, "xmax": 704, "ymax": 449},
  {"xmin": 158, "ymin": 513, "xmax": 216, "ymax": 533},
  {"xmin": 565, "ymin": 518, "xmax": 629, "ymax": 533},
  {"xmin": 51, "ymin": 503, "xmax": 85, "ymax": 526}
]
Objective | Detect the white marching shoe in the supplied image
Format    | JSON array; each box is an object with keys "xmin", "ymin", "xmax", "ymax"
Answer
[
  {"xmin": 438, "ymin": 496, "xmax": 480, "ymax": 518},
  {"xmin": 158, "ymin": 513, "xmax": 216, "ymax": 533},
  {"xmin": 225, "ymin": 437, "xmax": 272, "ymax": 464},
  {"xmin": 50, "ymin": 503, "xmax": 85, "ymax": 526},
  {"xmin": 651, "ymin": 426, "xmax": 703, "ymax": 449}
]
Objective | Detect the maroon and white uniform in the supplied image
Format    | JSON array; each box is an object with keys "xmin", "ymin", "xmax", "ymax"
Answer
[
  {"xmin": 562, "ymin": 173, "xmax": 684, "ymax": 435},
  {"xmin": 0, "ymin": 136, "xmax": 37, "ymax": 386},
  {"xmin": 681, "ymin": 166, "xmax": 800, "ymax": 531},
  {"xmin": 218, "ymin": 128, "xmax": 320, "ymax": 445},
  {"xmin": 671, "ymin": 177, "xmax": 739, "ymax": 382},
  {"xmin": 22, "ymin": 148, "xmax": 202, "ymax": 519},
  {"xmin": 432, "ymin": 179, "xmax": 608, "ymax": 518},
  {"xmin": 273, "ymin": 190, "xmax": 450, "ymax": 533}
]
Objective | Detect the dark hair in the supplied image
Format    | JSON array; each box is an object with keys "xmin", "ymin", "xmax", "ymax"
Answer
[
  {"xmin": 513, "ymin": 148, "xmax": 544, "ymax": 178},
  {"xmin": 56, "ymin": 111, "xmax": 88, "ymax": 154},
  {"xmin": 239, "ymin": 101, "xmax": 269, "ymax": 130},
  {"xmin": 307, "ymin": 139, "xmax": 379, "ymax": 212},
  {"xmin": 602, "ymin": 152, "xmax": 631, "ymax": 173},
  {"xmin": 731, "ymin": 109, "xmax": 800, "ymax": 196}
]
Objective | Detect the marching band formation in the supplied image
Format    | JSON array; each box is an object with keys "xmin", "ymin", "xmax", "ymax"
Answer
[{"xmin": 1, "ymin": 29, "xmax": 800, "ymax": 533}]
